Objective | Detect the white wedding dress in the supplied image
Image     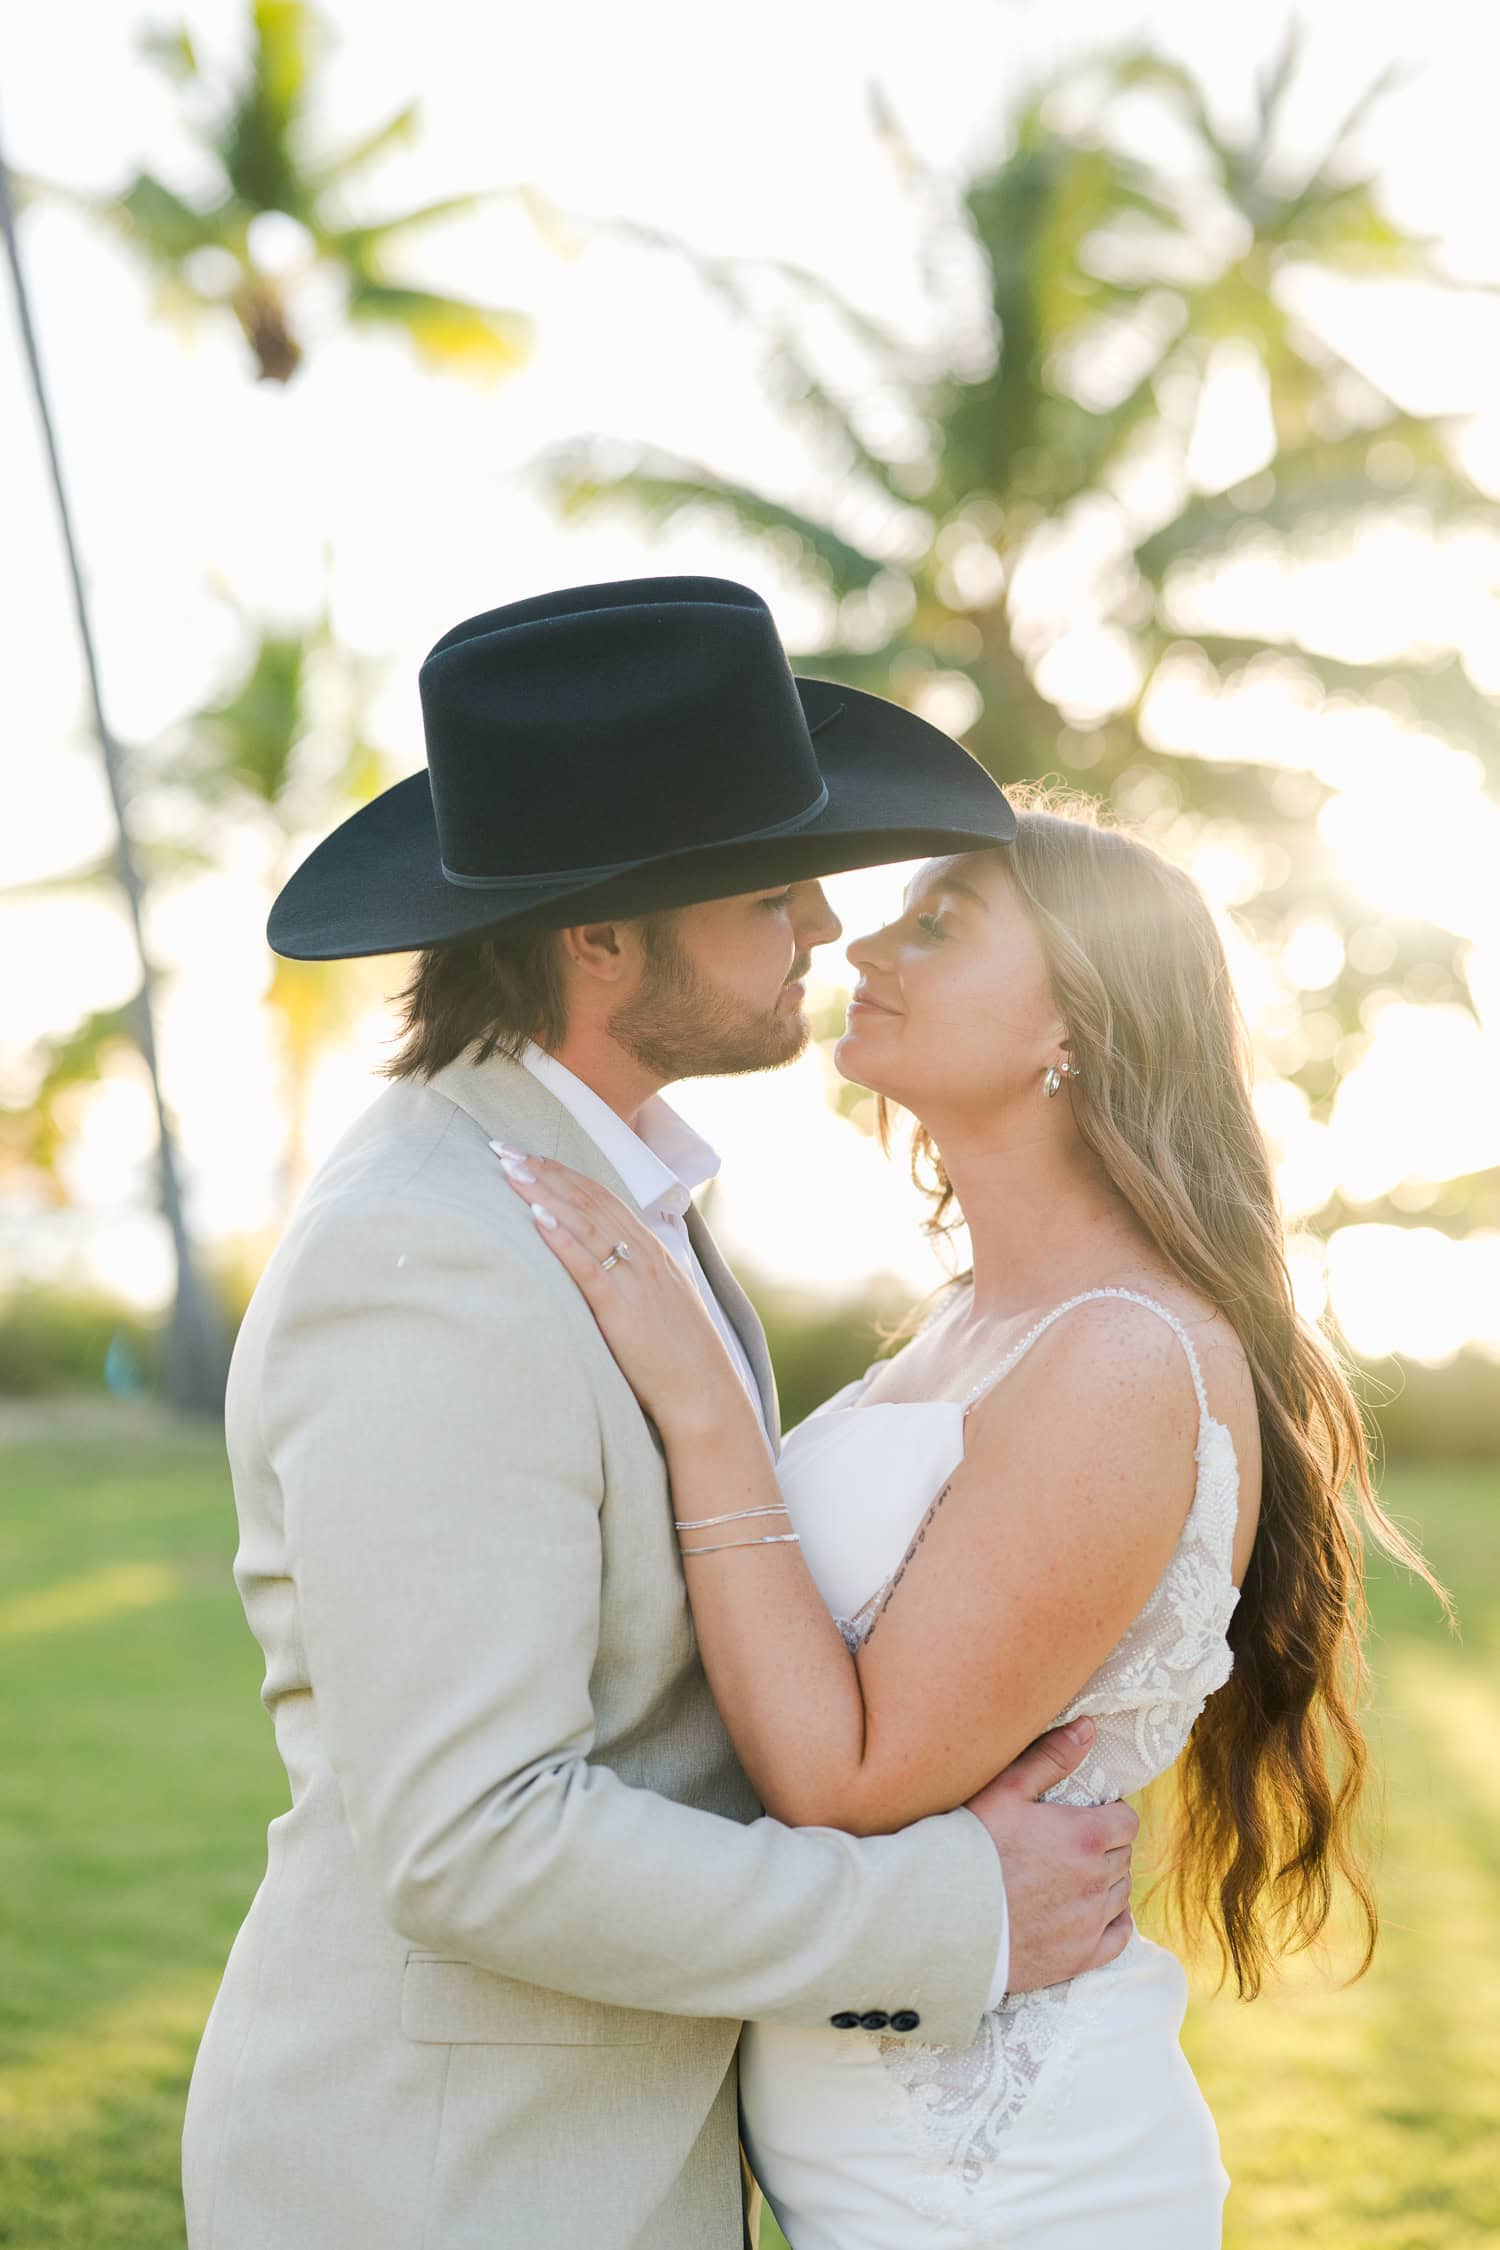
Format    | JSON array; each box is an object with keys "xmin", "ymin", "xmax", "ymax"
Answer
[{"xmin": 739, "ymin": 1289, "xmax": 1239, "ymax": 2248}]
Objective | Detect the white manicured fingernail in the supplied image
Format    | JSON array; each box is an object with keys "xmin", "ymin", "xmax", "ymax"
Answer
[
  {"xmin": 499, "ymin": 1155, "xmax": 537, "ymax": 1184},
  {"xmin": 530, "ymin": 1202, "xmax": 558, "ymax": 1229}
]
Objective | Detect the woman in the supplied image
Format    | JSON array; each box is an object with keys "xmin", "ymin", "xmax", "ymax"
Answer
[{"xmin": 497, "ymin": 788, "xmax": 1439, "ymax": 2248}]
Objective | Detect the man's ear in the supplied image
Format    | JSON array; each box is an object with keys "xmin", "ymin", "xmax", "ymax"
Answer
[{"xmin": 558, "ymin": 919, "xmax": 635, "ymax": 985}]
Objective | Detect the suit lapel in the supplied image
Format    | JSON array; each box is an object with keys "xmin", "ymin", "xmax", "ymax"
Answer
[
  {"xmin": 429, "ymin": 1049, "xmax": 641, "ymax": 1207},
  {"xmin": 431, "ymin": 1049, "xmax": 782, "ymax": 1452},
  {"xmin": 685, "ymin": 1200, "xmax": 781, "ymax": 1455}
]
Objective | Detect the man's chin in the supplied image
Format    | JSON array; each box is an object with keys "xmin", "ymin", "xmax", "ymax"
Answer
[
  {"xmin": 768, "ymin": 1014, "xmax": 811, "ymax": 1069},
  {"xmin": 697, "ymin": 1011, "xmax": 809, "ymax": 1079}
]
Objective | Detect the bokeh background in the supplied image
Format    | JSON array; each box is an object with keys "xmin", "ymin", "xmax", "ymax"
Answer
[{"xmin": 1, "ymin": 4, "xmax": 1495, "ymax": 2244}]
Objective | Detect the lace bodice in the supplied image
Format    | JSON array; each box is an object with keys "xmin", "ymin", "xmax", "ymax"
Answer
[{"xmin": 769, "ymin": 1288, "xmax": 1243, "ymax": 2177}]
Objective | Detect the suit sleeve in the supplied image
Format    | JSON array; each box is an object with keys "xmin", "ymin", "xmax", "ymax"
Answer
[{"xmin": 260, "ymin": 1191, "xmax": 1004, "ymax": 2044}]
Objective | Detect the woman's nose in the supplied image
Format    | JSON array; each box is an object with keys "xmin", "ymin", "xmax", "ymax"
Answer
[{"xmin": 845, "ymin": 926, "xmax": 884, "ymax": 973}]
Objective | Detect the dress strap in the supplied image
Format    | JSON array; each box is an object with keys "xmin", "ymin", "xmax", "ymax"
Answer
[{"xmin": 960, "ymin": 1287, "xmax": 1211, "ymax": 1425}]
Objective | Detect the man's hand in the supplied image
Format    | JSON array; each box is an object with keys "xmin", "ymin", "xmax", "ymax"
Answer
[{"xmin": 965, "ymin": 1717, "xmax": 1137, "ymax": 1993}]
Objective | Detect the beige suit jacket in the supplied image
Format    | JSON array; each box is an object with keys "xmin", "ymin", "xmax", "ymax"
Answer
[{"xmin": 182, "ymin": 1049, "xmax": 1002, "ymax": 2250}]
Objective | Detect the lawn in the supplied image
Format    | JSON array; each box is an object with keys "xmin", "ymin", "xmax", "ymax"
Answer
[{"xmin": 0, "ymin": 1419, "xmax": 1493, "ymax": 2248}]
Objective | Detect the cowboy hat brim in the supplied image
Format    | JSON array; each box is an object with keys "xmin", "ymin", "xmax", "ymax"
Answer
[{"xmin": 267, "ymin": 677, "xmax": 1018, "ymax": 960}]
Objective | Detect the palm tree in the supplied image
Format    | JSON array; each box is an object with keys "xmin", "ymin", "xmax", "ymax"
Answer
[
  {"xmin": 6, "ymin": 612, "xmax": 395, "ymax": 1227},
  {"xmin": 3, "ymin": 0, "xmax": 564, "ymax": 1405},
  {"xmin": 0, "ymin": 1006, "xmax": 140, "ymax": 1202},
  {"xmin": 1, "ymin": 123, "xmax": 229, "ymax": 1412},
  {"xmin": 162, "ymin": 609, "xmax": 394, "ymax": 1214},
  {"xmin": 22, "ymin": 2, "xmax": 543, "ymax": 383},
  {"xmin": 542, "ymin": 35, "xmax": 1500, "ymax": 1233}
]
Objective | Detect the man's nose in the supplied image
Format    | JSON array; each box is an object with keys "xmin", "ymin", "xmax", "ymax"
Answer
[{"xmin": 797, "ymin": 882, "xmax": 842, "ymax": 950}]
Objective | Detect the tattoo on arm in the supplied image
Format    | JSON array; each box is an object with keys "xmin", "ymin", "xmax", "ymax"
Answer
[{"xmin": 859, "ymin": 1477, "xmax": 955, "ymax": 1648}]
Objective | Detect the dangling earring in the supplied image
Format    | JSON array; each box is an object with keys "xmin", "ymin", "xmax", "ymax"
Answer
[{"xmin": 1043, "ymin": 1059, "xmax": 1080, "ymax": 1099}]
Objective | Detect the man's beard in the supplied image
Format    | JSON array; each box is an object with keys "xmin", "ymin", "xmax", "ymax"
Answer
[{"xmin": 608, "ymin": 915, "xmax": 811, "ymax": 1083}]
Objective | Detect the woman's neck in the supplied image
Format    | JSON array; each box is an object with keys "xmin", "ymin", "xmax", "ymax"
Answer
[{"xmin": 923, "ymin": 1104, "xmax": 1150, "ymax": 1323}]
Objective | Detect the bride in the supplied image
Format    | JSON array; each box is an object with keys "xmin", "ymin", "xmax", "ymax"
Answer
[{"xmin": 498, "ymin": 788, "xmax": 1436, "ymax": 2247}]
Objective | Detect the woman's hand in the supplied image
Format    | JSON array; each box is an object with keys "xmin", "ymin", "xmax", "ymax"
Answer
[{"xmin": 493, "ymin": 1145, "xmax": 750, "ymax": 1441}]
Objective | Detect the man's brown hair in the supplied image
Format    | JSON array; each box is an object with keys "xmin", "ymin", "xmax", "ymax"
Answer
[{"xmin": 381, "ymin": 927, "xmax": 569, "ymax": 1082}]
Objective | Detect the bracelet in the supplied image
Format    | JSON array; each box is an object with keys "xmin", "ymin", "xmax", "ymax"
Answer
[
  {"xmin": 679, "ymin": 1532, "xmax": 802, "ymax": 1556},
  {"xmin": 673, "ymin": 1504, "xmax": 790, "ymax": 1531}
]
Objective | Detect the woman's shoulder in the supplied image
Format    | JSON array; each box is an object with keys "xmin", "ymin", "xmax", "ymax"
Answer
[
  {"xmin": 1010, "ymin": 1278, "xmax": 1262, "ymax": 1524},
  {"xmin": 984, "ymin": 1274, "xmax": 1254, "ymax": 1435}
]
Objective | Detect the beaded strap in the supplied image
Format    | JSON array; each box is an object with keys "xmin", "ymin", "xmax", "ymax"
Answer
[{"xmin": 961, "ymin": 1286, "xmax": 1211, "ymax": 1424}]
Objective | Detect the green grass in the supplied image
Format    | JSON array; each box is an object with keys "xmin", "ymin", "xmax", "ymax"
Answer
[
  {"xmin": 0, "ymin": 1428, "xmax": 1493, "ymax": 2248},
  {"xmin": 0, "ymin": 1425, "xmax": 287, "ymax": 2248}
]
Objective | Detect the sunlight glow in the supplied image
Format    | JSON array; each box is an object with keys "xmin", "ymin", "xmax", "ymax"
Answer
[
  {"xmin": 1331, "ymin": 1006, "xmax": 1500, "ymax": 1205},
  {"xmin": 1327, "ymin": 1226, "xmax": 1500, "ymax": 1364},
  {"xmin": 0, "ymin": 1968, "xmax": 223, "ymax": 2142},
  {"xmin": 0, "ymin": 1561, "xmax": 184, "ymax": 1641},
  {"xmin": 4, "ymin": 0, "xmax": 1500, "ymax": 1377}
]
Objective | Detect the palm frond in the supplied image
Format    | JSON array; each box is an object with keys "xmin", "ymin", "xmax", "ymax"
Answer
[
  {"xmin": 184, "ymin": 631, "xmax": 308, "ymax": 806},
  {"xmin": 1133, "ymin": 466, "xmax": 1495, "ymax": 583},
  {"xmin": 99, "ymin": 171, "xmax": 233, "ymax": 263},
  {"xmin": 1319, "ymin": 57, "xmax": 1418, "ymax": 174},
  {"xmin": 1270, "ymin": 417, "xmax": 1473, "ymax": 506},
  {"xmin": 0, "ymin": 832, "xmax": 218, "ymax": 900},
  {"xmin": 220, "ymin": 0, "xmax": 319, "ymax": 217},
  {"xmin": 1163, "ymin": 636, "xmax": 1500, "ymax": 771},
  {"xmin": 576, "ymin": 217, "xmax": 924, "ymax": 502},
  {"xmin": 589, "ymin": 214, "xmax": 915, "ymax": 365},
  {"xmin": 1251, "ymin": 22, "xmax": 1308, "ymax": 159},
  {"xmin": 1100, "ymin": 51, "xmax": 1243, "ymax": 196},
  {"xmin": 308, "ymin": 97, "xmax": 422, "ymax": 191},
  {"xmin": 344, "ymin": 280, "xmax": 532, "ymax": 375},
  {"xmin": 1270, "ymin": 175, "xmax": 1438, "ymax": 274},
  {"xmin": 137, "ymin": 23, "xmax": 200, "ymax": 84},
  {"xmin": 544, "ymin": 446, "xmax": 888, "ymax": 596},
  {"xmin": 320, "ymin": 194, "xmax": 487, "ymax": 262}
]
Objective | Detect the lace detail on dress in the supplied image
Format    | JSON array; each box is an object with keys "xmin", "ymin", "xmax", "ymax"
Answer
[
  {"xmin": 876, "ymin": 1978, "xmax": 1077, "ymax": 2182},
  {"xmin": 834, "ymin": 1610, "xmax": 870, "ymax": 1655},
  {"xmin": 825, "ymin": 1290, "xmax": 1244, "ymax": 2184}
]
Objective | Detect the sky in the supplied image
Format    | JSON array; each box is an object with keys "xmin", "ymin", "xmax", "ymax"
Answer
[{"xmin": 3, "ymin": 0, "xmax": 1500, "ymax": 1361}]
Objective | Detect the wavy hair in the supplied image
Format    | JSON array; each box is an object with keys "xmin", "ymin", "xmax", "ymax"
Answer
[{"xmin": 879, "ymin": 781, "xmax": 1450, "ymax": 1996}]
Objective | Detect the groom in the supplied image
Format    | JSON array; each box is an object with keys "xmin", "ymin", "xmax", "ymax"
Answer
[{"xmin": 182, "ymin": 578, "xmax": 1139, "ymax": 2250}]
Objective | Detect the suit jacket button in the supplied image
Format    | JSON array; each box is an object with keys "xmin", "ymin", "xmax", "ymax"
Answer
[
  {"xmin": 858, "ymin": 2010, "xmax": 890, "ymax": 2030},
  {"xmin": 889, "ymin": 2010, "xmax": 920, "ymax": 2032},
  {"xmin": 829, "ymin": 2011, "xmax": 861, "ymax": 2029}
]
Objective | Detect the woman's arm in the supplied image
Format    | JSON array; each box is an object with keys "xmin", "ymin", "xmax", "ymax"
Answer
[{"xmin": 504, "ymin": 1153, "xmax": 1202, "ymax": 1835}]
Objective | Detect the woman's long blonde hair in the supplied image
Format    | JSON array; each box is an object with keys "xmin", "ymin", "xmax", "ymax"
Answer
[{"xmin": 881, "ymin": 782, "xmax": 1449, "ymax": 1997}]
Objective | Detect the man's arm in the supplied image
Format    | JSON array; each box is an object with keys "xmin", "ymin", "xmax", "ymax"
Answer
[{"xmin": 260, "ymin": 1190, "xmax": 1005, "ymax": 2044}]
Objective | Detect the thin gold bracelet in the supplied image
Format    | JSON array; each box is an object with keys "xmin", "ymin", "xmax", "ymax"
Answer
[
  {"xmin": 679, "ymin": 1531, "xmax": 802, "ymax": 1556},
  {"xmin": 673, "ymin": 1504, "xmax": 790, "ymax": 1531}
]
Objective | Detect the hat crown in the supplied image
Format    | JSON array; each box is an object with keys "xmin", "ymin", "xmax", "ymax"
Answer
[{"xmin": 417, "ymin": 577, "xmax": 826, "ymax": 884}]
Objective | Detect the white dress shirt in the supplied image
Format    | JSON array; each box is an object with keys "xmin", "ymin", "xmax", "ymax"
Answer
[
  {"xmin": 520, "ymin": 1042, "xmax": 768, "ymax": 1424},
  {"xmin": 520, "ymin": 1041, "xmax": 1011, "ymax": 2007}
]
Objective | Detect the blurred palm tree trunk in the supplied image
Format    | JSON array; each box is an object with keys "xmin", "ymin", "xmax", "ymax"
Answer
[{"xmin": 0, "ymin": 121, "xmax": 226, "ymax": 1414}]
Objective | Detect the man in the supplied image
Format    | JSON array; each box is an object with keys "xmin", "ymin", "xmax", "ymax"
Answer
[{"xmin": 182, "ymin": 576, "xmax": 1137, "ymax": 2250}]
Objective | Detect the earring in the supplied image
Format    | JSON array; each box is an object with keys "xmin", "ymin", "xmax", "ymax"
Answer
[{"xmin": 1043, "ymin": 1060, "xmax": 1080, "ymax": 1099}]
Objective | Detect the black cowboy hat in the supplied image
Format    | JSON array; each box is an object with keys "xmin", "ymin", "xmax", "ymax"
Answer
[{"xmin": 267, "ymin": 575, "xmax": 1016, "ymax": 959}]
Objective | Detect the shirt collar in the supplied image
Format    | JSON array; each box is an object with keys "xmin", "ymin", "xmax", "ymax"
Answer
[{"xmin": 520, "ymin": 1042, "xmax": 721, "ymax": 1218}]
